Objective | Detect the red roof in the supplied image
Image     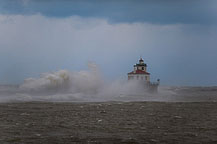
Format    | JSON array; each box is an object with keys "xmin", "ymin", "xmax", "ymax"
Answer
[{"xmin": 128, "ymin": 70, "xmax": 150, "ymax": 75}]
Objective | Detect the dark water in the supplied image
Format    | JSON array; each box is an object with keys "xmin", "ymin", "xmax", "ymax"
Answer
[
  {"xmin": 0, "ymin": 102, "xmax": 217, "ymax": 144},
  {"xmin": 0, "ymin": 86, "xmax": 217, "ymax": 143}
]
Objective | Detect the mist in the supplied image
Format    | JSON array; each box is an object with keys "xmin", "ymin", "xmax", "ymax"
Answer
[
  {"xmin": 0, "ymin": 62, "xmax": 175, "ymax": 102},
  {"xmin": 1, "ymin": 62, "xmax": 216, "ymax": 103}
]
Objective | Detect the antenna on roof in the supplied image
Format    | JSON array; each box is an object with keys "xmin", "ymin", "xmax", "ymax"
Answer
[{"xmin": 140, "ymin": 55, "xmax": 143, "ymax": 60}]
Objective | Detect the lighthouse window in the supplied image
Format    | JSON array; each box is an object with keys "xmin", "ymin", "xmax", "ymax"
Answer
[{"xmin": 142, "ymin": 67, "xmax": 144, "ymax": 70}]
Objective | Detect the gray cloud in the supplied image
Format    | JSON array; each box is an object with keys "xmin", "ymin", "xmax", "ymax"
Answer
[
  {"xmin": 0, "ymin": 14, "xmax": 216, "ymax": 86},
  {"xmin": 0, "ymin": 0, "xmax": 217, "ymax": 25}
]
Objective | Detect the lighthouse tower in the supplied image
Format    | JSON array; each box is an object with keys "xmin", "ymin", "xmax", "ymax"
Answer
[{"xmin": 127, "ymin": 58, "xmax": 150, "ymax": 83}]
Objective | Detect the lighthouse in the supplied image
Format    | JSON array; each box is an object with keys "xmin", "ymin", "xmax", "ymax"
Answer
[
  {"xmin": 127, "ymin": 58, "xmax": 159, "ymax": 92},
  {"xmin": 127, "ymin": 58, "xmax": 150, "ymax": 83}
]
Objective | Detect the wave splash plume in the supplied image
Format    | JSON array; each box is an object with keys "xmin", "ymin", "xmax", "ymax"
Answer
[
  {"xmin": 20, "ymin": 62, "xmax": 102, "ymax": 95},
  {"xmin": 2, "ymin": 62, "xmax": 215, "ymax": 102}
]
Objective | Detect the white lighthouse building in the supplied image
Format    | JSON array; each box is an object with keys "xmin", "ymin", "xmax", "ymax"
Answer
[
  {"xmin": 128, "ymin": 58, "xmax": 150, "ymax": 82},
  {"xmin": 128, "ymin": 58, "xmax": 159, "ymax": 92}
]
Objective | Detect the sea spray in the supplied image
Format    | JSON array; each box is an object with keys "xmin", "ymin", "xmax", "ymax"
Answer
[
  {"xmin": 0, "ymin": 62, "xmax": 174, "ymax": 102},
  {"xmin": 20, "ymin": 62, "xmax": 103, "ymax": 94}
]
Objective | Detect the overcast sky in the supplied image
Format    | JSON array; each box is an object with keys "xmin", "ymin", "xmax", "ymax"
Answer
[{"xmin": 0, "ymin": 0, "xmax": 217, "ymax": 86}]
